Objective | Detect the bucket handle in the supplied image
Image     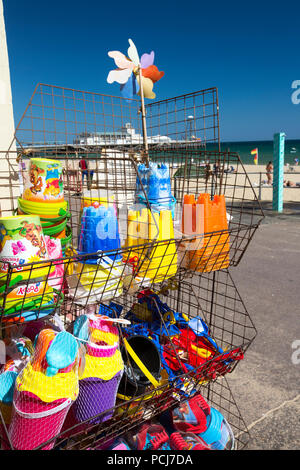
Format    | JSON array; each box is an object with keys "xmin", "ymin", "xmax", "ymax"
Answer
[
  {"xmin": 123, "ymin": 338, "xmax": 160, "ymax": 388},
  {"xmin": 13, "ymin": 397, "xmax": 72, "ymax": 419}
]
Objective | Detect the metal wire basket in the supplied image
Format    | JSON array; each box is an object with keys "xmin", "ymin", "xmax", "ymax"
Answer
[
  {"xmin": 0, "ymin": 84, "xmax": 258, "ymax": 451},
  {"xmin": 0, "ymin": 269, "xmax": 255, "ymax": 450}
]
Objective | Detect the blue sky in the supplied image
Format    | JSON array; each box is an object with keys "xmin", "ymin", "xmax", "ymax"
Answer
[{"xmin": 3, "ymin": 0, "xmax": 300, "ymax": 141}]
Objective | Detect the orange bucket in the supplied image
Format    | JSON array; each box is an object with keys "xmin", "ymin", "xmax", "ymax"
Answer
[{"xmin": 182, "ymin": 194, "xmax": 230, "ymax": 272}]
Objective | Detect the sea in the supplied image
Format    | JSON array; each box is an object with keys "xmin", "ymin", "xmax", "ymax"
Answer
[{"xmin": 217, "ymin": 139, "xmax": 300, "ymax": 166}]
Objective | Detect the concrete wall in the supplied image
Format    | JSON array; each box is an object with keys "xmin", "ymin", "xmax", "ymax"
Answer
[{"xmin": 0, "ymin": 0, "xmax": 18, "ymax": 215}]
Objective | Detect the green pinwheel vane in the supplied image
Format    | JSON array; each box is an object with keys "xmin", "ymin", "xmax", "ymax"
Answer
[{"xmin": 107, "ymin": 38, "xmax": 164, "ymax": 163}]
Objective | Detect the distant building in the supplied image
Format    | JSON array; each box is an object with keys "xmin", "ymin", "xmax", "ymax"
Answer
[{"xmin": 73, "ymin": 123, "xmax": 172, "ymax": 146}]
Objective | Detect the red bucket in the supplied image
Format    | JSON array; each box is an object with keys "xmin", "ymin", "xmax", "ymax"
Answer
[{"xmin": 9, "ymin": 391, "xmax": 72, "ymax": 450}]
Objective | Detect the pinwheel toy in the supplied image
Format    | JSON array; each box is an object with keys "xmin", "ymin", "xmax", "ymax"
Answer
[
  {"xmin": 107, "ymin": 39, "xmax": 164, "ymax": 160},
  {"xmin": 107, "ymin": 38, "xmax": 164, "ymax": 101}
]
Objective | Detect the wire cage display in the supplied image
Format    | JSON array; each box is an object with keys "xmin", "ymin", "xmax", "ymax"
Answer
[
  {"xmin": 78, "ymin": 377, "xmax": 251, "ymax": 451},
  {"xmin": 11, "ymin": 84, "xmax": 220, "ymax": 151},
  {"xmin": 0, "ymin": 145, "xmax": 263, "ymax": 327},
  {"xmin": 0, "ymin": 83, "xmax": 260, "ymax": 451},
  {"xmin": 149, "ymin": 146, "xmax": 264, "ymax": 272}
]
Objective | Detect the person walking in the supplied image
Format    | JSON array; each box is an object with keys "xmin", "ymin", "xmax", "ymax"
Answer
[{"xmin": 266, "ymin": 161, "xmax": 273, "ymax": 185}]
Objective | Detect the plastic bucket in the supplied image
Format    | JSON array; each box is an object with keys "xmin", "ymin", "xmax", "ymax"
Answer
[
  {"xmin": 23, "ymin": 158, "xmax": 64, "ymax": 203},
  {"xmin": 78, "ymin": 205, "xmax": 121, "ymax": 257},
  {"xmin": 9, "ymin": 391, "xmax": 72, "ymax": 450},
  {"xmin": 18, "ymin": 197, "xmax": 68, "ymax": 218},
  {"xmin": 118, "ymin": 335, "xmax": 161, "ymax": 398}
]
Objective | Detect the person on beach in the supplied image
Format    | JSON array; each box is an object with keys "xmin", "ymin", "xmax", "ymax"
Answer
[
  {"xmin": 205, "ymin": 162, "xmax": 212, "ymax": 184},
  {"xmin": 213, "ymin": 160, "xmax": 220, "ymax": 177},
  {"xmin": 79, "ymin": 157, "xmax": 92, "ymax": 189},
  {"xmin": 16, "ymin": 153, "xmax": 27, "ymax": 196},
  {"xmin": 266, "ymin": 161, "xmax": 273, "ymax": 185}
]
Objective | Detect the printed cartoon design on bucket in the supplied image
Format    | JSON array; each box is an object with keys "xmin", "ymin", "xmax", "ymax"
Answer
[{"xmin": 23, "ymin": 158, "xmax": 64, "ymax": 203}]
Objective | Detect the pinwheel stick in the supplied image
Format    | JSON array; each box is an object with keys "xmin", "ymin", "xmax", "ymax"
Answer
[{"xmin": 138, "ymin": 65, "xmax": 149, "ymax": 166}]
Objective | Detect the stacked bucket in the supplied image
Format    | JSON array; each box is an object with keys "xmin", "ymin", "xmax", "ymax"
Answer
[
  {"xmin": 0, "ymin": 214, "xmax": 58, "ymax": 322},
  {"xmin": 181, "ymin": 194, "xmax": 230, "ymax": 273},
  {"xmin": 17, "ymin": 158, "xmax": 71, "ymax": 256}
]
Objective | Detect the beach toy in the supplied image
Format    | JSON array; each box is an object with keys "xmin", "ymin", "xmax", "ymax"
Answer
[
  {"xmin": 0, "ymin": 216, "xmax": 59, "ymax": 322},
  {"xmin": 22, "ymin": 158, "xmax": 64, "ymax": 203},
  {"xmin": 45, "ymin": 236, "xmax": 64, "ymax": 290},
  {"xmin": 17, "ymin": 198, "xmax": 69, "ymax": 219},
  {"xmin": 171, "ymin": 394, "xmax": 210, "ymax": 434},
  {"xmin": 9, "ymin": 329, "xmax": 79, "ymax": 450},
  {"xmin": 0, "ymin": 368, "xmax": 18, "ymax": 428},
  {"xmin": 67, "ymin": 256, "xmax": 123, "ymax": 305},
  {"xmin": 5, "ymin": 335, "xmax": 35, "ymax": 363},
  {"xmin": 123, "ymin": 291, "xmax": 241, "ymax": 388},
  {"xmin": 0, "ymin": 275, "xmax": 59, "ymax": 323},
  {"xmin": 71, "ymin": 314, "xmax": 124, "ymax": 425},
  {"xmin": 78, "ymin": 205, "xmax": 121, "ymax": 261},
  {"xmin": 169, "ymin": 393, "xmax": 234, "ymax": 450},
  {"xmin": 118, "ymin": 335, "xmax": 161, "ymax": 399},
  {"xmin": 181, "ymin": 194, "xmax": 230, "ymax": 272},
  {"xmin": 107, "ymin": 38, "xmax": 164, "ymax": 101},
  {"xmin": 0, "ymin": 355, "xmax": 32, "ymax": 448},
  {"xmin": 0, "ymin": 215, "xmax": 53, "ymax": 284},
  {"xmin": 136, "ymin": 162, "xmax": 175, "ymax": 215},
  {"xmin": 17, "ymin": 198, "xmax": 70, "ymax": 241},
  {"xmin": 79, "ymin": 193, "xmax": 116, "ymax": 224},
  {"xmin": 124, "ymin": 207, "xmax": 177, "ymax": 283},
  {"xmin": 125, "ymin": 422, "xmax": 171, "ymax": 450},
  {"xmin": 169, "ymin": 432, "xmax": 211, "ymax": 450}
]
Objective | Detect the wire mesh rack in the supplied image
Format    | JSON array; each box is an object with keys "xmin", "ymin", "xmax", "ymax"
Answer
[
  {"xmin": 0, "ymin": 142, "xmax": 263, "ymax": 328},
  {"xmin": 11, "ymin": 84, "xmax": 220, "ymax": 152},
  {"xmin": 0, "ymin": 378, "xmax": 250, "ymax": 450},
  {"xmin": 0, "ymin": 269, "xmax": 255, "ymax": 450}
]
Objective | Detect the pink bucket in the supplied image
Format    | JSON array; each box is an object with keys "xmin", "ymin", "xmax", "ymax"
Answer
[{"xmin": 9, "ymin": 391, "xmax": 72, "ymax": 450}]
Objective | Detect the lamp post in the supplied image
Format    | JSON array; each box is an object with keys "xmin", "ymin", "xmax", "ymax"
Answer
[{"xmin": 187, "ymin": 115, "xmax": 194, "ymax": 141}]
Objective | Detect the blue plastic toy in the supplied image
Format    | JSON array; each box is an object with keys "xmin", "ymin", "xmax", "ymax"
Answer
[
  {"xmin": 78, "ymin": 206, "xmax": 121, "ymax": 262},
  {"xmin": 0, "ymin": 370, "xmax": 18, "ymax": 404},
  {"xmin": 45, "ymin": 331, "xmax": 79, "ymax": 377},
  {"xmin": 199, "ymin": 407, "xmax": 235, "ymax": 450},
  {"xmin": 136, "ymin": 162, "xmax": 176, "ymax": 215}
]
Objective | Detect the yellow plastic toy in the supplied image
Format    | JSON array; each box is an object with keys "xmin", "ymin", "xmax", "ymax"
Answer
[{"xmin": 124, "ymin": 208, "xmax": 177, "ymax": 283}]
